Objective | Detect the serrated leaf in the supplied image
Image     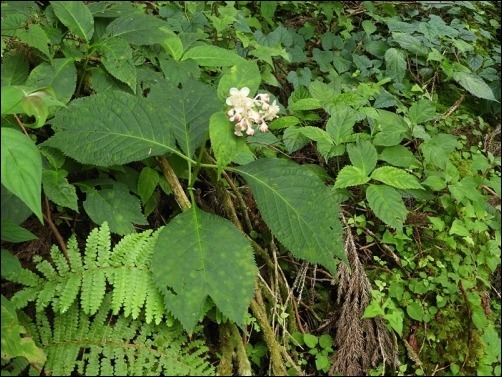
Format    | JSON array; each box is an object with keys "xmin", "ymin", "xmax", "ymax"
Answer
[
  {"xmin": 366, "ymin": 184, "xmax": 407, "ymax": 229},
  {"xmin": 1, "ymin": 128, "xmax": 43, "ymax": 222},
  {"xmin": 235, "ymin": 159, "xmax": 346, "ymax": 272},
  {"xmin": 217, "ymin": 60, "xmax": 261, "ymax": 102},
  {"xmin": 152, "ymin": 208, "xmax": 257, "ymax": 333},
  {"xmin": 137, "ymin": 167, "xmax": 159, "ymax": 205},
  {"xmin": 209, "ymin": 112, "xmax": 245, "ymax": 175},
  {"xmin": 42, "ymin": 169, "xmax": 78, "ymax": 211},
  {"xmin": 1, "ymin": 53, "xmax": 29, "ymax": 86},
  {"xmin": 98, "ymin": 37, "xmax": 136, "ymax": 92},
  {"xmin": 25, "ymin": 58, "xmax": 77, "ymax": 104},
  {"xmin": 182, "ymin": 45, "xmax": 245, "ymax": 66},
  {"xmin": 326, "ymin": 105, "xmax": 355, "ymax": 145},
  {"xmin": 453, "ymin": 72, "xmax": 498, "ymax": 101},
  {"xmin": 371, "ymin": 166, "xmax": 423, "ymax": 189},
  {"xmin": 334, "ymin": 166, "xmax": 370, "ymax": 188},
  {"xmin": 14, "ymin": 24, "xmax": 51, "ymax": 59},
  {"xmin": 83, "ymin": 184, "xmax": 148, "ymax": 235},
  {"xmin": 385, "ymin": 48, "xmax": 406, "ymax": 83},
  {"xmin": 288, "ymin": 98, "xmax": 322, "ymax": 111},
  {"xmin": 379, "ymin": 145, "xmax": 418, "ymax": 168},
  {"xmin": 419, "ymin": 133, "xmax": 457, "ymax": 169},
  {"xmin": 52, "ymin": 1, "xmax": 94, "ymax": 42},
  {"xmin": 408, "ymin": 99, "xmax": 436, "ymax": 124},
  {"xmin": 269, "ymin": 116, "xmax": 299, "ymax": 130},
  {"xmin": 43, "ymin": 91, "xmax": 175, "ymax": 166},
  {"xmin": 148, "ymin": 78, "xmax": 220, "ymax": 158},
  {"xmin": 162, "ymin": 36, "xmax": 184, "ymax": 61},
  {"xmin": 392, "ymin": 33, "xmax": 429, "ymax": 56},
  {"xmin": 347, "ymin": 140, "xmax": 377, "ymax": 175},
  {"xmin": 373, "ymin": 110, "xmax": 408, "ymax": 146},
  {"xmin": 105, "ymin": 14, "xmax": 171, "ymax": 45},
  {"xmin": 1, "ymin": 220, "xmax": 37, "ymax": 243}
]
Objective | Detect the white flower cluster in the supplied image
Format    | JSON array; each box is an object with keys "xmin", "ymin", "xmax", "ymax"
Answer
[{"xmin": 226, "ymin": 87, "xmax": 280, "ymax": 137}]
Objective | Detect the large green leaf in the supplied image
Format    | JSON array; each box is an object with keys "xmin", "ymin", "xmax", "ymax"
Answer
[
  {"xmin": 14, "ymin": 24, "xmax": 51, "ymax": 59},
  {"xmin": 419, "ymin": 133, "xmax": 457, "ymax": 169},
  {"xmin": 148, "ymin": 78, "xmax": 220, "ymax": 158},
  {"xmin": 385, "ymin": 48, "xmax": 406, "ymax": 83},
  {"xmin": 217, "ymin": 60, "xmax": 261, "ymax": 102},
  {"xmin": 25, "ymin": 58, "xmax": 77, "ymax": 104},
  {"xmin": 347, "ymin": 140, "xmax": 377, "ymax": 175},
  {"xmin": 42, "ymin": 169, "xmax": 78, "ymax": 212},
  {"xmin": 370, "ymin": 166, "xmax": 423, "ymax": 189},
  {"xmin": 408, "ymin": 99, "xmax": 436, "ymax": 124},
  {"xmin": 1, "ymin": 128, "xmax": 43, "ymax": 222},
  {"xmin": 366, "ymin": 184, "xmax": 407, "ymax": 229},
  {"xmin": 326, "ymin": 105, "xmax": 355, "ymax": 145},
  {"xmin": 105, "ymin": 14, "xmax": 171, "ymax": 45},
  {"xmin": 1, "ymin": 185, "xmax": 32, "ymax": 225},
  {"xmin": 453, "ymin": 72, "xmax": 498, "ymax": 101},
  {"xmin": 97, "ymin": 38, "xmax": 136, "ymax": 93},
  {"xmin": 52, "ymin": 1, "xmax": 94, "ymax": 42},
  {"xmin": 235, "ymin": 159, "xmax": 346, "ymax": 272},
  {"xmin": 182, "ymin": 45, "xmax": 245, "ymax": 66},
  {"xmin": 379, "ymin": 145, "xmax": 418, "ymax": 168},
  {"xmin": 373, "ymin": 110, "xmax": 408, "ymax": 146},
  {"xmin": 43, "ymin": 91, "xmax": 175, "ymax": 166},
  {"xmin": 83, "ymin": 184, "xmax": 147, "ymax": 235},
  {"xmin": 209, "ymin": 112, "xmax": 245, "ymax": 174},
  {"xmin": 1, "ymin": 220, "xmax": 37, "ymax": 243},
  {"xmin": 334, "ymin": 166, "xmax": 370, "ymax": 188},
  {"xmin": 152, "ymin": 208, "xmax": 257, "ymax": 333}
]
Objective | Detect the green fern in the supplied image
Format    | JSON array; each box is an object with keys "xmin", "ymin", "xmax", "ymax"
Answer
[
  {"xmin": 8, "ymin": 295, "xmax": 214, "ymax": 376},
  {"xmin": 6, "ymin": 222, "xmax": 165, "ymax": 324}
]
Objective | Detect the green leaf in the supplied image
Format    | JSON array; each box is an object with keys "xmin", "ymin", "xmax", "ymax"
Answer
[
  {"xmin": 362, "ymin": 300, "xmax": 386, "ymax": 318},
  {"xmin": 25, "ymin": 58, "xmax": 77, "ymax": 104},
  {"xmin": 453, "ymin": 72, "xmax": 498, "ymax": 101},
  {"xmin": 384, "ymin": 309, "xmax": 404, "ymax": 336},
  {"xmin": 52, "ymin": 1, "xmax": 94, "ymax": 42},
  {"xmin": 137, "ymin": 167, "xmax": 159, "ymax": 205},
  {"xmin": 347, "ymin": 140, "xmax": 377, "ymax": 175},
  {"xmin": 182, "ymin": 45, "xmax": 245, "ymax": 66},
  {"xmin": 42, "ymin": 169, "xmax": 78, "ymax": 212},
  {"xmin": 14, "ymin": 24, "xmax": 51, "ymax": 59},
  {"xmin": 105, "ymin": 14, "xmax": 171, "ymax": 45},
  {"xmin": 419, "ymin": 133, "xmax": 457, "ymax": 169},
  {"xmin": 1, "ymin": 185, "xmax": 32, "ymax": 225},
  {"xmin": 269, "ymin": 116, "xmax": 299, "ymax": 130},
  {"xmin": 303, "ymin": 334, "xmax": 318, "ymax": 348},
  {"xmin": 209, "ymin": 112, "xmax": 245, "ymax": 174},
  {"xmin": 152, "ymin": 208, "xmax": 257, "ymax": 333},
  {"xmin": 1, "ymin": 220, "xmax": 37, "ymax": 243},
  {"xmin": 98, "ymin": 38, "xmax": 137, "ymax": 93},
  {"xmin": 408, "ymin": 99, "xmax": 436, "ymax": 124},
  {"xmin": 326, "ymin": 105, "xmax": 355, "ymax": 145},
  {"xmin": 83, "ymin": 184, "xmax": 148, "ymax": 236},
  {"xmin": 1, "ymin": 295, "xmax": 46, "ymax": 364},
  {"xmin": 379, "ymin": 145, "xmax": 418, "ymax": 168},
  {"xmin": 1, "ymin": 86, "xmax": 25, "ymax": 114},
  {"xmin": 362, "ymin": 20, "xmax": 377, "ymax": 35},
  {"xmin": 217, "ymin": 60, "xmax": 261, "ymax": 102},
  {"xmin": 161, "ymin": 36, "xmax": 184, "ymax": 61},
  {"xmin": 392, "ymin": 33, "xmax": 429, "ymax": 56},
  {"xmin": 385, "ymin": 48, "xmax": 406, "ymax": 83},
  {"xmin": 288, "ymin": 98, "xmax": 322, "ymax": 111},
  {"xmin": 371, "ymin": 166, "xmax": 423, "ymax": 189},
  {"xmin": 407, "ymin": 301, "xmax": 424, "ymax": 321},
  {"xmin": 1, "ymin": 53, "xmax": 29, "ymax": 86},
  {"xmin": 334, "ymin": 166, "xmax": 370, "ymax": 188},
  {"xmin": 235, "ymin": 159, "xmax": 346, "ymax": 272},
  {"xmin": 449, "ymin": 219, "xmax": 470, "ymax": 237},
  {"xmin": 373, "ymin": 110, "xmax": 408, "ymax": 146},
  {"xmin": 1, "ymin": 128, "xmax": 43, "ymax": 222},
  {"xmin": 43, "ymin": 91, "xmax": 175, "ymax": 166},
  {"xmin": 366, "ymin": 184, "xmax": 407, "ymax": 229},
  {"xmin": 148, "ymin": 78, "xmax": 220, "ymax": 159}
]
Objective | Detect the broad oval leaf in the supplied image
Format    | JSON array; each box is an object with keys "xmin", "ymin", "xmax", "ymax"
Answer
[
  {"xmin": 43, "ymin": 91, "xmax": 175, "ymax": 166},
  {"xmin": 334, "ymin": 166, "xmax": 370, "ymax": 189},
  {"xmin": 373, "ymin": 110, "xmax": 408, "ymax": 146},
  {"xmin": 105, "ymin": 14, "xmax": 171, "ymax": 45},
  {"xmin": 366, "ymin": 184, "xmax": 407, "ymax": 229},
  {"xmin": 98, "ymin": 38, "xmax": 136, "ymax": 93},
  {"xmin": 217, "ymin": 60, "xmax": 261, "ymax": 102},
  {"xmin": 1, "ymin": 128, "xmax": 43, "ymax": 222},
  {"xmin": 209, "ymin": 112, "xmax": 245, "ymax": 174},
  {"xmin": 371, "ymin": 166, "xmax": 423, "ymax": 189},
  {"xmin": 347, "ymin": 140, "xmax": 377, "ymax": 175},
  {"xmin": 52, "ymin": 1, "xmax": 94, "ymax": 42},
  {"xmin": 453, "ymin": 72, "xmax": 498, "ymax": 101},
  {"xmin": 379, "ymin": 145, "xmax": 418, "ymax": 168},
  {"xmin": 326, "ymin": 105, "xmax": 355, "ymax": 145},
  {"xmin": 42, "ymin": 169, "xmax": 78, "ymax": 212},
  {"xmin": 408, "ymin": 99, "xmax": 436, "ymax": 124},
  {"xmin": 152, "ymin": 208, "xmax": 257, "ymax": 333},
  {"xmin": 235, "ymin": 159, "xmax": 346, "ymax": 272},
  {"xmin": 182, "ymin": 45, "xmax": 245, "ymax": 66},
  {"xmin": 385, "ymin": 48, "xmax": 406, "ymax": 83}
]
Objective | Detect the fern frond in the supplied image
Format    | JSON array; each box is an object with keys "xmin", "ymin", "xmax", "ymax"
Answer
[
  {"xmin": 30, "ymin": 295, "xmax": 215, "ymax": 376},
  {"xmin": 4, "ymin": 223, "xmax": 166, "ymax": 322}
]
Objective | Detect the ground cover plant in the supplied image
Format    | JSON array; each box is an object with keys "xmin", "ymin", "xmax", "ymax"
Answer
[{"xmin": 1, "ymin": 1, "xmax": 500, "ymax": 376}]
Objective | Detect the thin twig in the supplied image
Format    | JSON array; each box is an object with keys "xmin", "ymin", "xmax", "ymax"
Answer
[
  {"xmin": 155, "ymin": 156, "xmax": 191, "ymax": 212},
  {"xmin": 13, "ymin": 114, "xmax": 30, "ymax": 136},
  {"xmin": 44, "ymin": 196, "xmax": 69, "ymax": 264}
]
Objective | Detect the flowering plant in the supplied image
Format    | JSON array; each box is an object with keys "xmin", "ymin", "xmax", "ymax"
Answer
[{"xmin": 226, "ymin": 87, "xmax": 280, "ymax": 136}]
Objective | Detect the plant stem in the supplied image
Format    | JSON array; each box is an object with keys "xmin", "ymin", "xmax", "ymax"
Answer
[{"xmin": 156, "ymin": 156, "xmax": 191, "ymax": 212}]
